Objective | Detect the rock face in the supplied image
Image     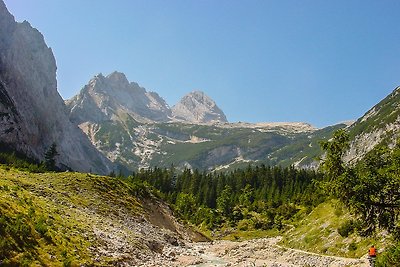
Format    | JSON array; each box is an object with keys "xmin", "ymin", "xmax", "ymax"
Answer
[
  {"xmin": 172, "ymin": 91, "xmax": 228, "ymax": 123},
  {"xmin": 0, "ymin": 0, "xmax": 112, "ymax": 174},
  {"xmin": 66, "ymin": 72, "xmax": 171, "ymax": 124},
  {"xmin": 66, "ymin": 74, "xmax": 227, "ymax": 125},
  {"xmin": 345, "ymin": 86, "xmax": 400, "ymax": 163}
]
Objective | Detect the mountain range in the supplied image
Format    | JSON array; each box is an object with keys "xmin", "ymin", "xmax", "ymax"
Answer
[
  {"xmin": 1, "ymin": 0, "xmax": 399, "ymax": 174},
  {"xmin": 65, "ymin": 71, "xmax": 400, "ymax": 173},
  {"xmin": 66, "ymin": 71, "xmax": 228, "ymax": 125}
]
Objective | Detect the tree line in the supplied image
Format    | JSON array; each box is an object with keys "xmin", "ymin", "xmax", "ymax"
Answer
[{"xmin": 129, "ymin": 164, "xmax": 324, "ymax": 230}]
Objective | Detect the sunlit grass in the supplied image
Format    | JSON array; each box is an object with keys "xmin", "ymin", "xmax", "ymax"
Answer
[
  {"xmin": 0, "ymin": 165, "xmax": 143, "ymax": 266},
  {"xmin": 280, "ymin": 200, "xmax": 386, "ymax": 258}
]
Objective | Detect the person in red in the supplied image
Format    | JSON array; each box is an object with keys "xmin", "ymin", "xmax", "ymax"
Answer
[
  {"xmin": 368, "ymin": 245, "xmax": 377, "ymax": 267},
  {"xmin": 369, "ymin": 245, "xmax": 377, "ymax": 258}
]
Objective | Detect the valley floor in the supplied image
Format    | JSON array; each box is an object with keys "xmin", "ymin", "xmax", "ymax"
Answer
[
  {"xmin": 0, "ymin": 167, "xmax": 374, "ymax": 266},
  {"xmin": 152, "ymin": 237, "xmax": 370, "ymax": 267}
]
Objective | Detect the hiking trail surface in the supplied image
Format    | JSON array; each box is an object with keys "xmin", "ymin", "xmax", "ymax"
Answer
[{"xmin": 154, "ymin": 236, "xmax": 370, "ymax": 267}]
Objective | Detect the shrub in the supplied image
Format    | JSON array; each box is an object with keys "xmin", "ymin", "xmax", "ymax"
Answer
[
  {"xmin": 338, "ymin": 220, "xmax": 355, "ymax": 237},
  {"xmin": 237, "ymin": 219, "xmax": 252, "ymax": 231},
  {"xmin": 348, "ymin": 242, "xmax": 357, "ymax": 251},
  {"xmin": 376, "ymin": 242, "xmax": 400, "ymax": 267}
]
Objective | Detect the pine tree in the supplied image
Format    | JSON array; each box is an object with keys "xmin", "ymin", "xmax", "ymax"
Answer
[{"xmin": 44, "ymin": 143, "xmax": 59, "ymax": 171}]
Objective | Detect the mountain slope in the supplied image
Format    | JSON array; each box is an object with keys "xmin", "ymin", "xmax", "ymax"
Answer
[
  {"xmin": 76, "ymin": 116, "xmax": 338, "ymax": 172},
  {"xmin": 66, "ymin": 72, "xmax": 171, "ymax": 124},
  {"xmin": 0, "ymin": 166, "xmax": 206, "ymax": 266},
  {"xmin": 0, "ymin": 0, "xmax": 112, "ymax": 174},
  {"xmin": 66, "ymin": 71, "xmax": 345, "ymax": 172},
  {"xmin": 345, "ymin": 86, "xmax": 400, "ymax": 163},
  {"xmin": 66, "ymin": 74, "xmax": 400, "ymax": 172}
]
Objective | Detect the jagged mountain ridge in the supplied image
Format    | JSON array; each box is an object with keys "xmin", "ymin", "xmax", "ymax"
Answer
[
  {"xmin": 0, "ymin": 0, "xmax": 112, "ymax": 174},
  {"xmin": 66, "ymin": 72, "xmax": 228, "ymax": 125},
  {"xmin": 66, "ymin": 72, "xmax": 171, "ymax": 124}
]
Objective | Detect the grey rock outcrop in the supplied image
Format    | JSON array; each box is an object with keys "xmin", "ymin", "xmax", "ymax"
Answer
[
  {"xmin": 0, "ymin": 0, "xmax": 112, "ymax": 174},
  {"xmin": 344, "ymin": 86, "xmax": 400, "ymax": 164},
  {"xmin": 172, "ymin": 91, "xmax": 228, "ymax": 123},
  {"xmin": 66, "ymin": 71, "xmax": 171, "ymax": 124}
]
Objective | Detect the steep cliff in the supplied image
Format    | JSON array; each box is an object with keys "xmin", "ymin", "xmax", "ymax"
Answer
[{"xmin": 0, "ymin": 0, "xmax": 112, "ymax": 174}]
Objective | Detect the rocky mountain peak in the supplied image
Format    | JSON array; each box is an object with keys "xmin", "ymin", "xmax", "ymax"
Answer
[
  {"xmin": 172, "ymin": 91, "xmax": 228, "ymax": 123},
  {"xmin": 0, "ymin": 1, "xmax": 14, "ymax": 29},
  {"xmin": 66, "ymin": 71, "xmax": 171, "ymax": 124},
  {"xmin": 106, "ymin": 71, "xmax": 130, "ymax": 87}
]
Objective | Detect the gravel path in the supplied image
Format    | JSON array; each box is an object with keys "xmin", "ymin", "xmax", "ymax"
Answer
[{"xmin": 162, "ymin": 237, "xmax": 370, "ymax": 267}]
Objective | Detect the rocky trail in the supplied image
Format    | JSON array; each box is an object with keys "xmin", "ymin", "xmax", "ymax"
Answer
[{"xmin": 153, "ymin": 237, "xmax": 370, "ymax": 267}]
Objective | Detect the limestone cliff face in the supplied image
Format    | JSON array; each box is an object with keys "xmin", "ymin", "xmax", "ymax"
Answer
[
  {"xmin": 0, "ymin": 0, "xmax": 112, "ymax": 174},
  {"xmin": 172, "ymin": 91, "xmax": 228, "ymax": 123},
  {"xmin": 344, "ymin": 86, "xmax": 400, "ymax": 164},
  {"xmin": 66, "ymin": 72, "xmax": 171, "ymax": 124},
  {"xmin": 66, "ymin": 72, "xmax": 229, "ymax": 126}
]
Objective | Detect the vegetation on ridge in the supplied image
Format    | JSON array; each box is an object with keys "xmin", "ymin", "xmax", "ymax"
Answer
[
  {"xmin": 349, "ymin": 87, "xmax": 400, "ymax": 139},
  {"xmin": 91, "ymin": 116, "xmax": 345, "ymax": 172}
]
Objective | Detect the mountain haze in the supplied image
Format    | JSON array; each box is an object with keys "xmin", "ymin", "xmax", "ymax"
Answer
[
  {"xmin": 66, "ymin": 69, "xmax": 400, "ymax": 173},
  {"xmin": 5, "ymin": 0, "xmax": 395, "ymax": 175},
  {"xmin": 66, "ymin": 73, "xmax": 227, "ymax": 125},
  {"xmin": 1, "ymin": 1, "xmax": 400, "ymax": 266}
]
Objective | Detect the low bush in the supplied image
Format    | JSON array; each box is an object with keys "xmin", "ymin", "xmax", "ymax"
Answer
[{"xmin": 337, "ymin": 220, "xmax": 355, "ymax": 237}]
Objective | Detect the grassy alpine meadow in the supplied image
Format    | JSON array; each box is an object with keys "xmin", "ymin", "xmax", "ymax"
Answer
[
  {"xmin": 279, "ymin": 200, "xmax": 386, "ymax": 258},
  {"xmin": 0, "ymin": 166, "xmax": 143, "ymax": 266}
]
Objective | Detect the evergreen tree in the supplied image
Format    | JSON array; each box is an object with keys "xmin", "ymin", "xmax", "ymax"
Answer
[
  {"xmin": 217, "ymin": 185, "xmax": 233, "ymax": 217},
  {"xmin": 44, "ymin": 143, "xmax": 59, "ymax": 171},
  {"xmin": 128, "ymin": 161, "xmax": 324, "ymax": 231},
  {"xmin": 320, "ymin": 130, "xmax": 400, "ymax": 236}
]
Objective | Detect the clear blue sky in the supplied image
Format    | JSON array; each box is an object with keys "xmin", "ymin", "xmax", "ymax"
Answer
[{"xmin": 5, "ymin": 0, "xmax": 400, "ymax": 127}]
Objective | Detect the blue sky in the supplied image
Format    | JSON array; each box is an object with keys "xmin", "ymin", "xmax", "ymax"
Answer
[{"xmin": 5, "ymin": 0, "xmax": 400, "ymax": 127}]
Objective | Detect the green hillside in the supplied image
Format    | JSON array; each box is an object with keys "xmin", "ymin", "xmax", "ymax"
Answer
[
  {"xmin": 349, "ymin": 87, "xmax": 400, "ymax": 139},
  {"xmin": 0, "ymin": 167, "xmax": 134, "ymax": 265},
  {"xmin": 0, "ymin": 165, "xmax": 198, "ymax": 266},
  {"xmin": 280, "ymin": 200, "xmax": 385, "ymax": 258},
  {"xmin": 91, "ymin": 119, "xmax": 344, "ymax": 172}
]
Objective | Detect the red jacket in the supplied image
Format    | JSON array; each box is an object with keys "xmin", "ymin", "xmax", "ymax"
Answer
[{"xmin": 369, "ymin": 247, "xmax": 376, "ymax": 257}]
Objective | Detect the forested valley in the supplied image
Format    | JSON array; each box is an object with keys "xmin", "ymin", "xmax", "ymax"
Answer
[
  {"xmin": 130, "ymin": 164, "xmax": 324, "ymax": 232},
  {"xmin": 126, "ymin": 129, "xmax": 400, "ymax": 266}
]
